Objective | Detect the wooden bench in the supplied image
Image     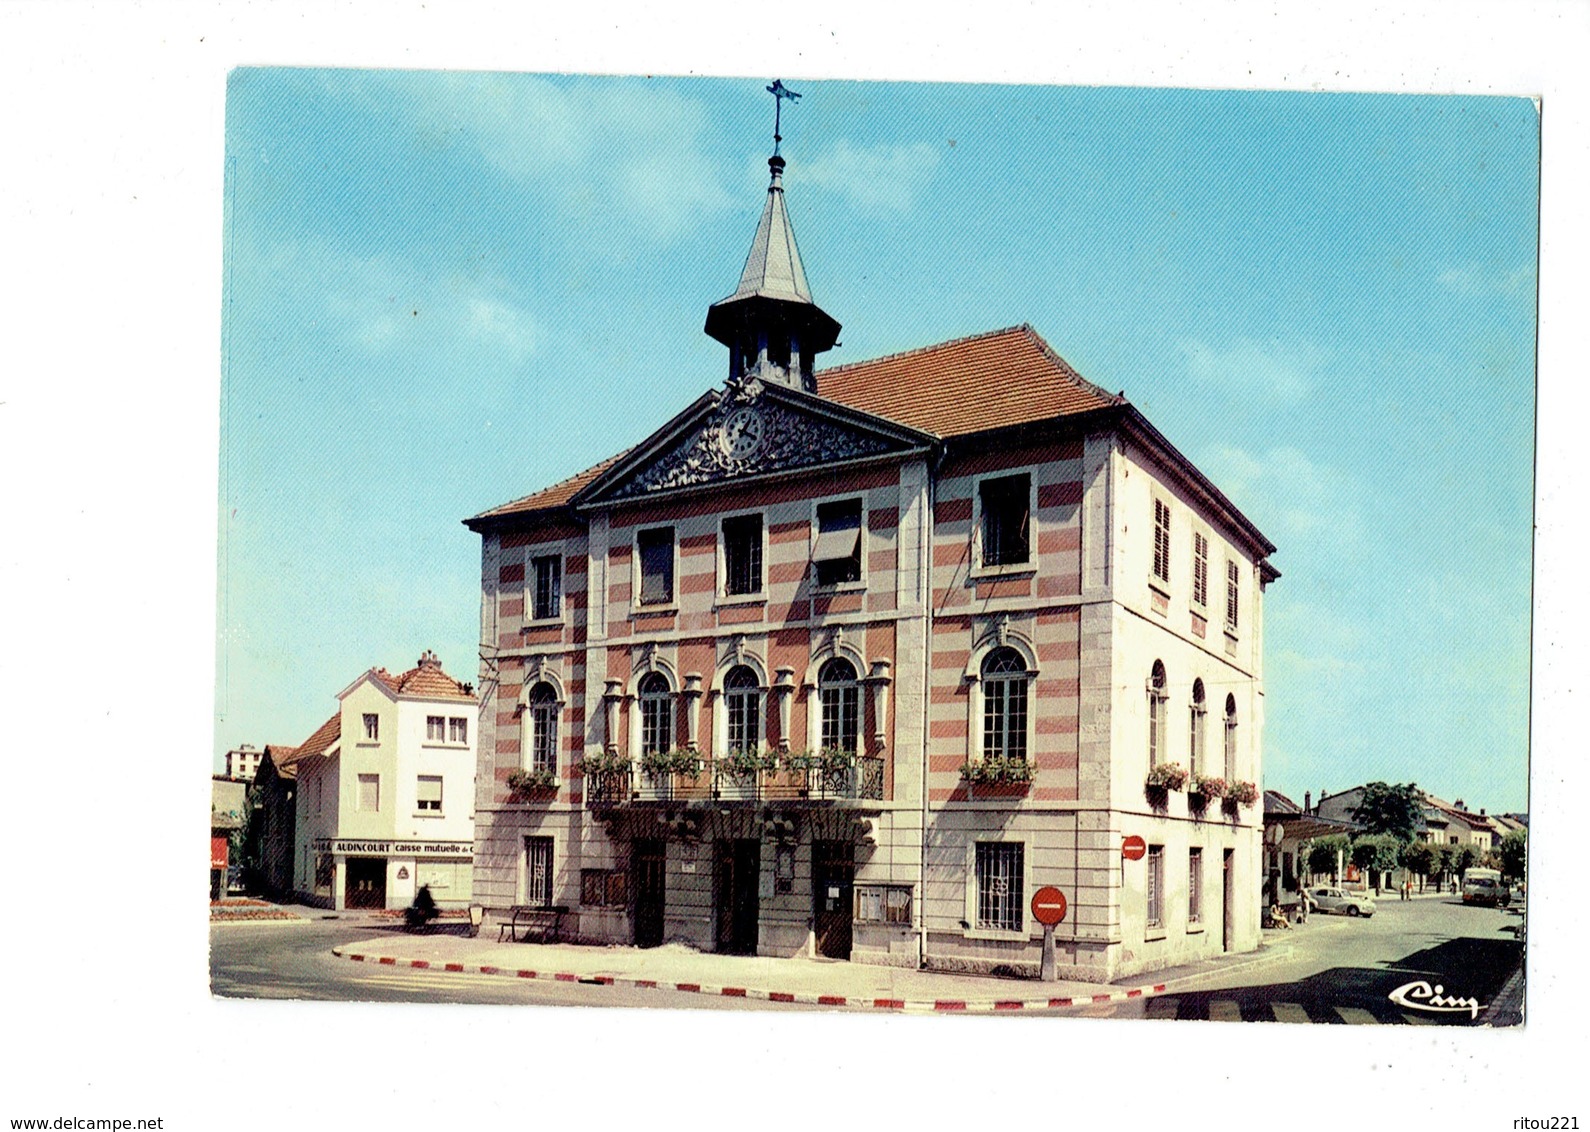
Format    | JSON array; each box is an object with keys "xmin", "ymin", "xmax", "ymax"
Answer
[{"xmin": 497, "ymin": 904, "xmax": 570, "ymax": 943}]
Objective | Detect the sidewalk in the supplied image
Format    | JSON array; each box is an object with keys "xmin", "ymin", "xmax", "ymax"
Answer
[{"xmin": 330, "ymin": 929, "xmax": 1176, "ymax": 1014}]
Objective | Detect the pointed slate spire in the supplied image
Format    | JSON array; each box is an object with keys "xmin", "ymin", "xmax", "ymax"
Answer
[{"xmin": 704, "ymin": 88, "xmax": 840, "ymax": 393}]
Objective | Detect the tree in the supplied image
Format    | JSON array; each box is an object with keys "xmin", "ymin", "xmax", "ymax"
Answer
[
  {"xmin": 1402, "ymin": 840, "xmax": 1436, "ymax": 892},
  {"xmin": 1306, "ymin": 834, "xmax": 1350, "ymax": 880},
  {"xmin": 1498, "ymin": 830, "xmax": 1527, "ymax": 882},
  {"xmin": 1452, "ymin": 844, "xmax": 1479, "ymax": 876},
  {"xmin": 1347, "ymin": 782, "xmax": 1425, "ymax": 841},
  {"xmin": 1350, "ymin": 834, "xmax": 1402, "ymax": 893}
]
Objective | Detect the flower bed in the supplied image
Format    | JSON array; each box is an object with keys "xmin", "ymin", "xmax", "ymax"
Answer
[{"xmin": 210, "ymin": 906, "xmax": 303, "ymax": 922}]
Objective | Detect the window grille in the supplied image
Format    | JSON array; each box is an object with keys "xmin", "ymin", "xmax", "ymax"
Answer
[
  {"xmin": 724, "ymin": 665, "xmax": 760, "ymax": 753},
  {"xmin": 980, "ymin": 474, "xmax": 1031, "ymax": 566},
  {"xmin": 1193, "ymin": 532, "xmax": 1209, "ymax": 606},
  {"xmin": 981, "ymin": 647, "xmax": 1029, "ymax": 762},
  {"xmin": 1189, "ymin": 848, "xmax": 1203, "ymax": 924},
  {"xmin": 638, "ymin": 672, "xmax": 672, "ymax": 754},
  {"xmin": 1147, "ymin": 845, "xmax": 1165, "ymax": 928},
  {"xmin": 638, "ymin": 527, "xmax": 674, "ymax": 605},
  {"xmin": 532, "ymin": 554, "xmax": 562, "ymax": 619},
  {"xmin": 723, "ymin": 515, "xmax": 763, "ymax": 596},
  {"xmin": 813, "ymin": 499, "xmax": 863, "ymax": 586},
  {"xmin": 526, "ymin": 837, "xmax": 554, "ymax": 908},
  {"xmin": 1153, "ymin": 499, "xmax": 1171, "ymax": 583},
  {"xmin": 528, "ymin": 682, "xmax": 558, "ymax": 772},
  {"xmin": 1226, "ymin": 559, "xmax": 1240, "ymax": 630},
  {"xmin": 975, "ymin": 842, "xmax": 1024, "ymax": 931},
  {"xmin": 818, "ymin": 658, "xmax": 859, "ymax": 753}
]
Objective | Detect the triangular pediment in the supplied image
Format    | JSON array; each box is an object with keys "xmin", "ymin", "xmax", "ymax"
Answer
[{"xmin": 578, "ymin": 379, "xmax": 935, "ymax": 507}]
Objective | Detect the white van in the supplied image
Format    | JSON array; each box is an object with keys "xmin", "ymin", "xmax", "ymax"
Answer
[{"xmin": 1461, "ymin": 867, "xmax": 1511, "ymax": 907}]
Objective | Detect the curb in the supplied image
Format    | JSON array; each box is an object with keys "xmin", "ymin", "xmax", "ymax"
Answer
[{"xmin": 330, "ymin": 946, "xmax": 1168, "ymax": 1014}]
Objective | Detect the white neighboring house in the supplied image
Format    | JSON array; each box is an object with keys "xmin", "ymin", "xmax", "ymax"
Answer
[{"xmin": 290, "ymin": 651, "xmax": 479, "ymax": 910}]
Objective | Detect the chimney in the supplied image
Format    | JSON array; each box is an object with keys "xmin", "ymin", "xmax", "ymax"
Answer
[
  {"xmin": 1304, "ymin": 791, "xmax": 1312, "ymax": 813},
  {"xmin": 1480, "ymin": 808, "xmax": 1487, "ymax": 817}
]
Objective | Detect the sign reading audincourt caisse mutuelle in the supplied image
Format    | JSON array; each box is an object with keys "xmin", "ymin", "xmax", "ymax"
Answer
[{"xmin": 314, "ymin": 838, "xmax": 472, "ymax": 856}]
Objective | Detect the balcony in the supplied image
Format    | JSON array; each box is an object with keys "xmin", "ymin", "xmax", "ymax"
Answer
[{"xmin": 584, "ymin": 755, "xmax": 884, "ymax": 807}]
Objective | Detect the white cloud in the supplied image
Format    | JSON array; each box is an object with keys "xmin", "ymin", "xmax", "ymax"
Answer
[
  {"xmin": 1197, "ymin": 443, "xmax": 1363, "ymax": 548},
  {"xmin": 798, "ymin": 139, "xmax": 942, "ymax": 212},
  {"xmin": 1436, "ymin": 263, "xmax": 1535, "ymax": 297},
  {"xmin": 1178, "ymin": 337, "xmax": 1322, "ymax": 403}
]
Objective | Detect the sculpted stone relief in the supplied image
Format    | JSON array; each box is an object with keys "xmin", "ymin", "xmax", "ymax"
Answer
[{"xmin": 611, "ymin": 380, "xmax": 895, "ymax": 499}]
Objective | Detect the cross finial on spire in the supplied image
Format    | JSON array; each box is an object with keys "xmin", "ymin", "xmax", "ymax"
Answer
[{"xmin": 766, "ymin": 79, "xmax": 801, "ymax": 157}]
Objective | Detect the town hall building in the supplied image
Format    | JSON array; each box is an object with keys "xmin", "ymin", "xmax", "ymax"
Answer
[{"xmin": 465, "ymin": 112, "xmax": 1279, "ymax": 981}]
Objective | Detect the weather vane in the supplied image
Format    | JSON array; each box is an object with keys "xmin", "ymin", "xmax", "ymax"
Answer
[{"xmin": 767, "ymin": 79, "xmax": 801, "ymax": 157}]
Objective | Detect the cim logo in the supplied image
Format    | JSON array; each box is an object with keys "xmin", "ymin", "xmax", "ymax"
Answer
[{"xmin": 1387, "ymin": 980, "xmax": 1484, "ymax": 1019}]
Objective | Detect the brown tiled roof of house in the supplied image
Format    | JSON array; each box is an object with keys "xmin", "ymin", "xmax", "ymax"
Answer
[
  {"xmin": 471, "ymin": 450, "xmax": 632, "ymax": 521},
  {"xmin": 370, "ymin": 649, "xmax": 476, "ymax": 702},
  {"xmin": 261, "ymin": 744, "xmax": 299, "ymax": 780},
  {"xmin": 816, "ymin": 324, "xmax": 1122, "ymax": 438},
  {"xmin": 287, "ymin": 713, "xmax": 341, "ymax": 764}
]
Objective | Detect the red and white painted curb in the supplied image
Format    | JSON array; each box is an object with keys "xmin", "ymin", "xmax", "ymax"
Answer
[{"xmin": 331, "ymin": 947, "xmax": 1167, "ymax": 1013}]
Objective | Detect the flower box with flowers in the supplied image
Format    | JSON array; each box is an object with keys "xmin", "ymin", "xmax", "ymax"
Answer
[
  {"xmin": 1226, "ymin": 780, "xmax": 1260, "ymax": 805},
  {"xmin": 958, "ymin": 758, "xmax": 1035, "ymax": 786},
  {"xmin": 506, "ymin": 768, "xmax": 558, "ymax": 794},
  {"xmin": 1190, "ymin": 774, "xmax": 1228, "ymax": 800},
  {"xmin": 1145, "ymin": 762, "xmax": 1190, "ymax": 792}
]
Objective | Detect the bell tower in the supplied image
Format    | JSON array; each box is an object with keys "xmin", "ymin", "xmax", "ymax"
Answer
[{"xmin": 703, "ymin": 81, "xmax": 841, "ymax": 393}]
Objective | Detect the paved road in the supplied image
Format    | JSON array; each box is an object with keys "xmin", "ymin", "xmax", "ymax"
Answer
[
  {"xmin": 1115, "ymin": 894, "xmax": 1525, "ymax": 1025},
  {"xmin": 210, "ymin": 916, "xmax": 807, "ymax": 1012}
]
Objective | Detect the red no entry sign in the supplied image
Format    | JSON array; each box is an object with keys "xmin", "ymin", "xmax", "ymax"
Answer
[
  {"xmin": 1122, "ymin": 835, "xmax": 1147, "ymax": 861},
  {"xmin": 1031, "ymin": 886, "xmax": 1067, "ymax": 925}
]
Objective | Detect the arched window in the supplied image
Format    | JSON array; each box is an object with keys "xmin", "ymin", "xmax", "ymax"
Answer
[
  {"xmin": 639, "ymin": 672, "xmax": 673, "ymax": 754},
  {"xmin": 818, "ymin": 657, "xmax": 859, "ymax": 753},
  {"xmin": 1224, "ymin": 694, "xmax": 1238, "ymax": 779},
  {"xmin": 724, "ymin": 665, "xmax": 761, "ymax": 754},
  {"xmin": 1189, "ymin": 678, "xmax": 1206, "ymax": 777},
  {"xmin": 527, "ymin": 682, "xmax": 558, "ymax": 773},
  {"xmin": 981, "ymin": 647, "xmax": 1029, "ymax": 762},
  {"xmin": 1147, "ymin": 661, "xmax": 1168, "ymax": 767}
]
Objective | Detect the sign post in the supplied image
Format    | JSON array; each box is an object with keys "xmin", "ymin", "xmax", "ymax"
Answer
[{"xmin": 1031, "ymin": 886, "xmax": 1068, "ymax": 982}]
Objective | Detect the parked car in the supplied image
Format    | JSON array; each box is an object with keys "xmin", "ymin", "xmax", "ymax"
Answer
[
  {"xmin": 1305, "ymin": 886, "xmax": 1376, "ymax": 917},
  {"xmin": 1461, "ymin": 867, "xmax": 1512, "ymax": 907}
]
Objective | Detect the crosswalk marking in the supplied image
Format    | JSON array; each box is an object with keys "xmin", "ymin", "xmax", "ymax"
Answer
[
  {"xmin": 1334, "ymin": 1006, "xmax": 1379, "ymax": 1025},
  {"xmin": 1271, "ymin": 1002, "xmax": 1310, "ymax": 1024},
  {"xmin": 1208, "ymin": 999, "xmax": 1242, "ymax": 1022}
]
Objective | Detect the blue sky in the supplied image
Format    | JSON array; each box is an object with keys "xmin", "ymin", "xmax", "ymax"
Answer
[{"xmin": 218, "ymin": 71, "xmax": 1537, "ymax": 812}]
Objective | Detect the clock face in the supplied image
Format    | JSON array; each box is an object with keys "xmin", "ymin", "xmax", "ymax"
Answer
[{"xmin": 719, "ymin": 406, "xmax": 766, "ymax": 460}]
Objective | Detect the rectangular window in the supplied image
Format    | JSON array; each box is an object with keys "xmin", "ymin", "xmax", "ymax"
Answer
[
  {"xmin": 1189, "ymin": 848, "xmax": 1203, "ymax": 924},
  {"xmin": 813, "ymin": 499, "xmax": 863, "ymax": 586},
  {"xmin": 526, "ymin": 836, "xmax": 554, "ymax": 907},
  {"xmin": 1153, "ymin": 499, "xmax": 1171, "ymax": 583},
  {"xmin": 580, "ymin": 869, "xmax": 627, "ymax": 907},
  {"xmin": 979, "ymin": 474, "xmax": 1031, "ymax": 566},
  {"xmin": 1192, "ymin": 532, "xmax": 1209, "ymax": 607},
  {"xmin": 637, "ymin": 527, "xmax": 675, "ymax": 605},
  {"xmin": 449, "ymin": 716, "xmax": 468, "ymax": 744},
  {"xmin": 723, "ymin": 514, "xmax": 763, "ymax": 596},
  {"xmin": 362, "ymin": 713, "xmax": 379, "ymax": 741},
  {"xmin": 1225, "ymin": 560, "xmax": 1240, "ymax": 631},
  {"xmin": 1147, "ymin": 844, "xmax": 1164, "ymax": 928},
  {"xmin": 426, "ymin": 715, "xmax": 445, "ymax": 741},
  {"xmin": 531, "ymin": 554, "xmax": 562, "ymax": 620},
  {"xmin": 974, "ymin": 842, "xmax": 1024, "ymax": 932},
  {"xmin": 417, "ymin": 775, "xmax": 442, "ymax": 813},
  {"xmin": 357, "ymin": 773, "xmax": 380, "ymax": 813},
  {"xmin": 855, "ymin": 884, "xmax": 914, "ymax": 925}
]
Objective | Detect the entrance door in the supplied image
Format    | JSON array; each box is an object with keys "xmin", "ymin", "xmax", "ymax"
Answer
[
  {"xmin": 1221, "ymin": 848, "xmax": 1234, "ymax": 952},
  {"xmin": 813, "ymin": 840, "xmax": 855, "ymax": 960},
  {"xmin": 346, "ymin": 857, "xmax": 386, "ymax": 909},
  {"xmin": 633, "ymin": 839, "xmax": 666, "ymax": 949},
  {"xmin": 714, "ymin": 839, "xmax": 761, "ymax": 955}
]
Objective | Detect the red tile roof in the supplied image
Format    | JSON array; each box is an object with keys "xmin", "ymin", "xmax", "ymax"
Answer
[
  {"xmin": 471, "ymin": 450, "xmax": 632, "ymax": 521},
  {"xmin": 817, "ymin": 324, "xmax": 1121, "ymax": 438},
  {"xmin": 371, "ymin": 650, "xmax": 476, "ymax": 702},
  {"xmin": 287, "ymin": 713, "xmax": 341, "ymax": 765},
  {"xmin": 261, "ymin": 743, "xmax": 299, "ymax": 779}
]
